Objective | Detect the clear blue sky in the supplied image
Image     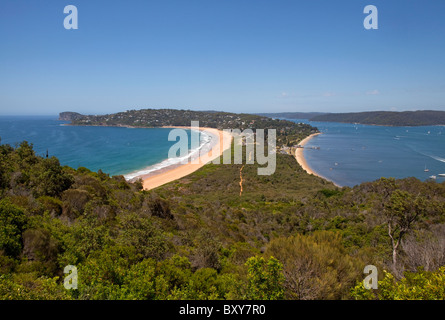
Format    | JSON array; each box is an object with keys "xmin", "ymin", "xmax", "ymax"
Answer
[{"xmin": 1, "ymin": 0, "xmax": 445, "ymax": 115}]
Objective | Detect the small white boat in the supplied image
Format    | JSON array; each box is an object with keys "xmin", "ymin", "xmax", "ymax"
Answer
[
  {"xmin": 424, "ymin": 165, "xmax": 430, "ymax": 172},
  {"xmin": 438, "ymin": 174, "xmax": 445, "ymax": 178},
  {"xmin": 430, "ymin": 175, "xmax": 437, "ymax": 180}
]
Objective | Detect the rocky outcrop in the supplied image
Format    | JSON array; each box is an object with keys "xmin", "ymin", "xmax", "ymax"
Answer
[{"xmin": 59, "ymin": 111, "xmax": 84, "ymax": 121}]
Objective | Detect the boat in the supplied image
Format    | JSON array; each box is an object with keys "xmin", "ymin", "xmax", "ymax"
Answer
[
  {"xmin": 438, "ymin": 174, "xmax": 445, "ymax": 177},
  {"xmin": 424, "ymin": 165, "xmax": 430, "ymax": 172},
  {"xmin": 429, "ymin": 175, "xmax": 437, "ymax": 180}
]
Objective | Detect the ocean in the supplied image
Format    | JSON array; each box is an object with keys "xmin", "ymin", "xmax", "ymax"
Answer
[
  {"xmin": 288, "ymin": 119, "xmax": 445, "ymax": 187},
  {"xmin": 0, "ymin": 116, "xmax": 212, "ymax": 180},
  {"xmin": 1, "ymin": 116, "xmax": 444, "ymax": 187}
]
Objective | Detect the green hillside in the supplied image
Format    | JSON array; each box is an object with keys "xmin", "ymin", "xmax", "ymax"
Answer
[
  {"xmin": 310, "ymin": 110, "xmax": 445, "ymax": 126},
  {"xmin": 60, "ymin": 109, "xmax": 318, "ymax": 148}
]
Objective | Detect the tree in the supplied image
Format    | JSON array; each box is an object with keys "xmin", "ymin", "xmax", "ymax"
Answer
[
  {"xmin": 351, "ymin": 267, "xmax": 445, "ymax": 300},
  {"xmin": 245, "ymin": 256, "xmax": 284, "ymax": 300},
  {"xmin": 265, "ymin": 231, "xmax": 363, "ymax": 300},
  {"xmin": 191, "ymin": 230, "xmax": 222, "ymax": 271},
  {"xmin": 117, "ymin": 212, "xmax": 169, "ymax": 261},
  {"xmin": 0, "ymin": 274, "xmax": 70, "ymax": 300},
  {"xmin": 16, "ymin": 141, "xmax": 38, "ymax": 167},
  {"xmin": 373, "ymin": 177, "xmax": 397, "ymax": 209},
  {"xmin": 30, "ymin": 157, "xmax": 74, "ymax": 198},
  {"xmin": 0, "ymin": 151, "xmax": 7, "ymax": 190},
  {"xmin": 384, "ymin": 190, "xmax": 427, "ymax": 267},
  {"xmin": 0, "ymin": 199, "xmax": 27, "ymax": 257},
  {"xmin": 401, "ymin": 225, "xmax": 445, "ymax": 272}
]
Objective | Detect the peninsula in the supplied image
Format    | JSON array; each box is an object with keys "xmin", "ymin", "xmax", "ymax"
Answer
[
  {"xmin": 258, "ymin": 110, "xmax": 445, "ymax": 127},
  {"xmin": 59, "ymin": 109, "xmax": 320, "ymax": 189}
]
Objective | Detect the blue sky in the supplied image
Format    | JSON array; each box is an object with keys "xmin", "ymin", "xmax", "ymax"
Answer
[{"xmin": 1, "ymin": 0, "xmax": 445, "ymax": 115}]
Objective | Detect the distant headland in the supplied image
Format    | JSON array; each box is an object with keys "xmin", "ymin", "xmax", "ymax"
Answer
[
  {"xmin": 59, "ymin": 109, "xmax": 318, "ymax": 148},
  {"xmin": 257, "ymin": 110, "xmax": 445, "ymax": 127}
]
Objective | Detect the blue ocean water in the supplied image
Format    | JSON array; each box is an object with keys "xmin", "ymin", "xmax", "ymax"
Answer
[
  {"xmin": 2, "ymin": 116, "xmax": 444, "ymax": 187},
  {"xmin": 0, "ymin": 116, "xmax": 209, "ymax": 178},
  {"xmin": 289, "ymin": 119, "xmax": 445, "ymax": 187}
]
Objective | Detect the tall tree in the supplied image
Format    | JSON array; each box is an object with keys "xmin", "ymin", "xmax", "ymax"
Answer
[{"xmin": 384, "ymin": 190, "xmax": 427, "ymax": 267}]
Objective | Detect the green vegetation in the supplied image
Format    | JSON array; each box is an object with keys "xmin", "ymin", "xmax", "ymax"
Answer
[
  {"xmin": 245, "ymin": 256, "xmax": 284, "ymax": 300},
  {"xmin": 309, "ymin": 110, "xmax": 445, "ymax": 126},
  {"xmin": 352, "ymin": 267, "xmax": 445, "ymax": 300},
  {"xmin": 258, "ymin": 110, "xmax": 445, "ymax": 126},
  {"xmin": 60, "ymin": 109, "xmax": 317, "ymax": 147},
  {"xmin": 1, "ymin": 134, "xmax": 444, "ymax": 299},
  {"xmin": 256, "ymin": 112, "xmax": 327, "ymax": 119},
  {"xmin": 264, "ymin": 231, "xmax": 363, "ymax": 300}
]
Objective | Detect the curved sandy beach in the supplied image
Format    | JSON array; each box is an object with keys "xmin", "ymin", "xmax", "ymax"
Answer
[
  {"xmin": 141, "ymin": 127, "xmax": 232, "ymax": 191},
  {"xmin": 295, "ymin": 133, "xmax": 322, "ymax": 176},
  {"xmin": 295, "ymin": 133, "xmax": 341, "ymax": 187}
]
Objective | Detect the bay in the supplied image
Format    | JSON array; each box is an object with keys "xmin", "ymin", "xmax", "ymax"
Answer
[
  {"xmin": 289, "ymin": 119, "xmax": 445, "ymax": 187},
  {"xmin": 0, "ymin": 116, "xmax": 202, "ymax": 178}
]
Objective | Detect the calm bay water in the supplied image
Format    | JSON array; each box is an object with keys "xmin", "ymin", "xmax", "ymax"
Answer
[
  {"xmin": 289, "ymin": 119, "xmax": 445, "ymax": 187},
  {"xmin": 0, "ymin": 116, "xmax": 206, "ymax": 178}
]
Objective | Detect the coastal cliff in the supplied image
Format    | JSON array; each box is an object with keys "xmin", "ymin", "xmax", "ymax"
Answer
[{"xmin": 59, "ymin": 111, "xmax": 84, "ymax": 121}]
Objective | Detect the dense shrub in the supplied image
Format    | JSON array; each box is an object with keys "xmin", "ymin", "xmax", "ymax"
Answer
[
  {"xmin": 0, "ymin": 199, "xmax": 27, "ymax": 258},
  {"xmin": 265, "ymin": 231, "xmax": 364, "ymax": 299}
]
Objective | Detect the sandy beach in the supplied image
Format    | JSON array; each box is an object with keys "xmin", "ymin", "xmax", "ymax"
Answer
[
  {"xmin": 141, "ymin": 127, "xmax": 232, "ymax": 191},
  {"xmin": 295, "ymin": 133, "xmax": 341, "ymax": 187},
  {"xmin": 295, "ymin": 133, "xmax": 322, "ymax": 175}
]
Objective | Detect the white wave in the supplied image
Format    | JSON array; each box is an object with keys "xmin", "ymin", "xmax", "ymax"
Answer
[
  {"xmin": 416, "ymin": 150, "xmax": 445, "ymax": 163},
  {"xmin": 404, "ymin": 144, "xmax": 445, "ymax": 164},
  {"xmin": 430, "ymin": 155, "xmax": 445, "ymax": 163},
  {"xmin": 123, "ymin": 129, "xmax": 217, "ymax": 181}
]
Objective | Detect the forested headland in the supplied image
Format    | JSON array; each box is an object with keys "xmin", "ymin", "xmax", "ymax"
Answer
[
  {"xmin": 60, "ymin": 109, "xmax": 317, "ymax": 149},
  {"xmin": 258, "ymin": 110, "xmax": 445, "ymax": 127}
]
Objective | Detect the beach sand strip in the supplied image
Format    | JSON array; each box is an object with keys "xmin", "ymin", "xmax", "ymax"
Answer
[
  {"xmin": 141, "ymin": 127, "xmax": 232, "ymax": 191},
  {"xmin": 295, "ymin": 133, "xmax": 341, "ymax": 187}
]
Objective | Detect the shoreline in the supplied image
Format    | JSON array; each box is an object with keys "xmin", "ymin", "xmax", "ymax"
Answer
[
  {"xmin": 295, "ymin": 132, "xmax": 341, "ymax": 188},
  {"xmin": 62, "ymin": 122, "xmax": 233, "ymax": 190},
  {"xmin": 141, "ymin": 126, "xmax": 232, "ymax": 191},
  {"xmin": 63, "ymin": 122, "xmax": 340, "ymax": 188}
]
